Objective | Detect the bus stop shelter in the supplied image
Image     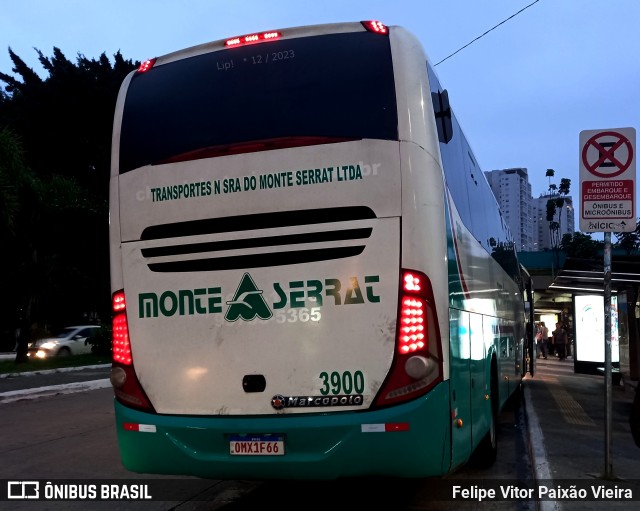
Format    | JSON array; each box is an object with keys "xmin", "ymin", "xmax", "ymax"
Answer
[{"xmin": 547, "ymin": 255, "xmax": 640, "ymax": 385}]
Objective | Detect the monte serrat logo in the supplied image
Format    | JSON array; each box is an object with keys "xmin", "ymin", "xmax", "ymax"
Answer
[
  {"xmin": 137, "ymin": 273, "xmax": 380, "ymax": 320},
  {"xmin": 224, "ymin": 273, "xmax": 273, "ymax": 322}
]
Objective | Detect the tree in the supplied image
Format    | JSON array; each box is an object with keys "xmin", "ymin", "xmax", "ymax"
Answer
[
  {"xmin": 0, "ymin": 47, "xmax": 138, "ymax": 354},
  {"xmin": 545, "ymin": 168, "xmax": 555, "ymax": 186},
  {"xmin": 560, "ymin": 232, "xmax": 602, "ymax": 259},
  {"xmin": 0, "ymin": 127, "xmax": 31, "ymax": 353},
  {"xmin": 615, "ymin": 220, "xmax": 640, "ymax": 255},
  {"xmin": 0, "ymin": 47, "xmax": 137, "ymax": 195},
  {"xmin": 0, "ymin": 127, "xmax": 22, "ymax": 235},
  {"xmin": 543, "ymin": 169, "xmax": 571, "ymax": 249},
  {"xmin": 0, "ymin": 127, "xmax": 107, "ymax": 360}
]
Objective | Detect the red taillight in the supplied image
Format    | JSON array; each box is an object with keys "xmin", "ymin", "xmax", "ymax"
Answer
[
  {"xmin": 403, "ymin": 272, "xmax": 421, "ymax": 292},
  {"xmin": 373, "ymin": 269, "xmax": 442, "ymax": 408},
  {"xmin": 110, "ymin": 290, "xmax": 155, "ymax": 413},
  {"xmin": 361, "ymin": 20, "xmax": 388, "ymax": 34},
  {"xmin": 112, "ymin": 314, "xmax": 132, "ymax": 365},
  {"xmin": 137, "ymin": 58, "xmax": 156, "ymax": 73},
  {"xmin": 399, "ymin": 298, "xmax": 426, "ymax": 354},
  {"xmin": 399, "ymin": 272, "xmax": 426, "ymax": 354},
  {"xmin": 225, "ymin": 30, "xmax": 281, "ymax": 47},
  {"xmin": 399, "ymin": 272, "xmax": 428, "ymax": 355},
  {"xmin": 113, "ymin": 292, "xmax": 126, "ymax": 312},
  {"xmin": 112, "ymin": 291, "xmax": 131, "ymax": 365}
]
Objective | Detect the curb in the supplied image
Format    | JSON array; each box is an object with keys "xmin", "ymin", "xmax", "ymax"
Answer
[
  {"xmin": 0, "ymin": 378, "xmax": 111, "ymax": 404},
  {"xmin": 524, "ymin": 381, "xmax": 561, "ymax": 511},
  {"xmin": 0, "ymin": 363, "xmax": 111, "ymax": 379}
]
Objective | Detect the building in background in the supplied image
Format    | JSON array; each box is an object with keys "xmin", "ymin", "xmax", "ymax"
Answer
[
  {"xmin": 485, "ymin": 168, "xmax": 534, "ymax": 251},
  {"xmin": 533, "ymin": 193, "xmax": 575, "ymax": 251},
  {"xmin": 485, "ymin": 167, "xmax": 576, "ymax": 252}
]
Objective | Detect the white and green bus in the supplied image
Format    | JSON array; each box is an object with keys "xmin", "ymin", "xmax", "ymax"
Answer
[{"xmin": 109, "ymin": 20, "xmax": 530, "ymax": 479}]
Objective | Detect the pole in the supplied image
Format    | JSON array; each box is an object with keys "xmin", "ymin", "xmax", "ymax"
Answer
[{"xmin": 603, "ymin": 231, "xmax": 613, "ymax": 479}]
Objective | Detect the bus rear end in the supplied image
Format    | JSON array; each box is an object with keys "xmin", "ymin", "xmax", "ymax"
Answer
[{"xmin": 109, "ymin": 21, "xmax": 446, "ymax": 479}]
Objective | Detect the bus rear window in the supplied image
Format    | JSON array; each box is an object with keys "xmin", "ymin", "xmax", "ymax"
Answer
[{"xmin": 119, "ymin": 32, "xmax": 398, "ymax": 174}]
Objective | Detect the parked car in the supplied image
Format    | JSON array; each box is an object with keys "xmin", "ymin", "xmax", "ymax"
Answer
[{"xmin": 28, "ymin": 325, "xmax": 101, "ymax": 359}]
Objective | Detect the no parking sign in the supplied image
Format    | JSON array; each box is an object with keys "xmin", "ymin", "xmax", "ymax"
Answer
[{"xmin": 579, "ymin": 127, "xmax": 636, "ymax": 232}]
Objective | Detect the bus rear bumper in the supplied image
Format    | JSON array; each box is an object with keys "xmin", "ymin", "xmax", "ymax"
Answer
[{"xmin": 114, "ymin": 382, "xmax": 450, "ymax": 480}]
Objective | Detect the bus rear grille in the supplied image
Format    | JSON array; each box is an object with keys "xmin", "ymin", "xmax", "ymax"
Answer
[{"xmin": 140, "ymin": 206, "xmax": 375, "ymax": 272}]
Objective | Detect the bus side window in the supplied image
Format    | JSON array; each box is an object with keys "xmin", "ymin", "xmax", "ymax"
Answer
[{"xmin": 432, "ymin": 89, "xmax": 452, "ymax": 144}]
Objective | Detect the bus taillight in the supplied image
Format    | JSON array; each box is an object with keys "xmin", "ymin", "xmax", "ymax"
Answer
[
  {"xmin": 137, "ymin": 58, "xmax": 156, "ymax": 73},
  {"xmin": 399, "ymin": 272, "xmax": 428, "ymax": 357},
  {"xmin": 399, "ymin": 272, "xmax": 426, "ymax": 354},
  {"xmin": 113, "ymin": 291, "xmax": 126, "ymax": 312},
  {"xmin": 112, "ymin": 291, "xmax": 131, "ymax": 365},
  {"xmin": 110, "ymin": 290, "xmax": 155, "ymax": 413},
  {"xmin": 373, "ymin": 269, "xmax": 442, "ymax": 408},
  {"xmin": 361, "ymin": 20, "xmax": 388, "ymax": 34},
  {"xmin": 225, "ymin": 30, "xmax": 281, "ymax": 47},
  {"xmin": 112, "ymin": 314, "xmax": 131, "ymax": 365}
]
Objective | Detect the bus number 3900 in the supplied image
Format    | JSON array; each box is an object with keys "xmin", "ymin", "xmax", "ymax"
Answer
[{"xmin": 319, "ymin": 371, "xmax": 365, "ymax": 395}]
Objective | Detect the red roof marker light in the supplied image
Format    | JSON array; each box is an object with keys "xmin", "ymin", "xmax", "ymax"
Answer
[
  {"xmin": 137, "ymin": 58, "xmax": 156, "ymax": 73},
  {"xmin": 225, "ymin": 30, "xmax": 281, "ymax": 48},
  {"xmin": 362, "ymin": 20, "xmax": 388, "ymax": 34}
]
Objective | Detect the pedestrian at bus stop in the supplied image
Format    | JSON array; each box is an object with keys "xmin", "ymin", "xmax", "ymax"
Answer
[
  {"xmin": 552, "ymin": 322, "xmax": 568, "ymax": 360},
  {"xmin": 546, "ymin": 321, "xmax": 555, "ymax": 356},
  {"xmin": 536, "ymin": 322, "xmax": 548, "ymax": 359}
]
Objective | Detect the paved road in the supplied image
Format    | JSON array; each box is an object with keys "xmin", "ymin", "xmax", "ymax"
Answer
[
  {"xmin": 0, "ymin": 363, "xmax": 535, "ymax": 510},
  {"xmin": 4, "ymin": 354, "xmax": 639, "ymax": 509}
]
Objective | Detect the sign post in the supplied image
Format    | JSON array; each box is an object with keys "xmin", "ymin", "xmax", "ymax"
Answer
[
  {"xmin": 579, "ymin": 127, "xmax": 636, "ymax": 479},
  {"xmin": 580, "ymin": 127, "xmax": 636, "ymax": 233}
]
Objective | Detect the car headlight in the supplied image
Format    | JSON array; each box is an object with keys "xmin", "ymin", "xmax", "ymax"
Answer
[
  {"xmin": 31, "ymin": 339, "xmax": 52, "ymax": 348},
  {"xmin": 40, "ymin": 341, "xmax": 59, "ymax": 349}
]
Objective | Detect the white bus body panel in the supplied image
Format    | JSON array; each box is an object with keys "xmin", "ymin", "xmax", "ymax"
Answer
[{"xmin": 115, "ymin": 140, "xmax": 402, "ymax": 415}]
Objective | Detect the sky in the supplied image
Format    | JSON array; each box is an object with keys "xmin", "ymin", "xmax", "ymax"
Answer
[{"xmin": 1, "ymin": 0, "xmax": 639, "ymax": 206}]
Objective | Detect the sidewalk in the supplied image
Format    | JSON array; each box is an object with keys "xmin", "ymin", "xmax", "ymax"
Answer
[
  {"xmin": 524, "ymin": 355, "xmax": 640, "ymax": 509},
  {"xmin": 0, "ymin": 356, "xmax": 110, "ymax": 404}
]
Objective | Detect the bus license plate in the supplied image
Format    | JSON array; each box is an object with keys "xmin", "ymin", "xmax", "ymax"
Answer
[{"xmin": 229, "ymin": 435, "xmax": 285, "ymax": 456}]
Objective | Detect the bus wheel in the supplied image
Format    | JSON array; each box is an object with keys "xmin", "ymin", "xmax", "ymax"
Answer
[{"xmin": 471, "ymin": 364, "xmax": 498, "ymax": 468}]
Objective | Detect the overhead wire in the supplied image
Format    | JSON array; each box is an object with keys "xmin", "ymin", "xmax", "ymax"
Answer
[{"xmin": 434, "ymin": 0, "xmax": 541, "ymax": 66}]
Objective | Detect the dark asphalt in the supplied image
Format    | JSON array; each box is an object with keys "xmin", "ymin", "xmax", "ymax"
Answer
[{"xmin": 2, "ymin": 355, "xmax": 640, "ymax": 510}]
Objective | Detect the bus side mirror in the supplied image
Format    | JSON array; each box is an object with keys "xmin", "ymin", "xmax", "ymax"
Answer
[{"xmin": 432, "ymin": 89, "xmax": 453, "ymax": 144}]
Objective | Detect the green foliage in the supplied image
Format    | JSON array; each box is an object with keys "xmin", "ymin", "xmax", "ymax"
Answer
[
  {"xmin": 543, "ymin": 169, "xmax": 572, "ymax": 250},
  {"xmin": 0, "ymin": 127, "xmax": 24, "ymax": 234},
  {"xmin": 86, "ymin": 324, "xmax": 112, "ymax": 357},
  {"xmin": 0, "ymin": 47, "xmax": 138, "ymax": 353},
  {"xmin": 546, "ymin": 200, "xmax": 555, "ymax": 222},
  {"xmin": 615, "ymin": 220, "xmax": 640, "ymax": 254},
  {"xmin": 0, "ymin": 48, "xmax": 138, "ymax": 192},
  {"xmin": 560, "ymin": 232, "xmax": 602, "ymax": 258}
]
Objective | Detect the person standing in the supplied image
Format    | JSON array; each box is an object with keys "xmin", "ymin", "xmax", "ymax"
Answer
[
  {"xmin": 542, "ymin": 321, "xmax": 550, "ymax": 359},
  {"xmin": 536, "ymin": 322, "xmax": 548, "ymax": 359},
  {"xmin": 552, "ymin": 322, "xmax": 568, "ymax": 360},
  {"xmin": 546, "ymin": 321, "xmax": 555, "ymax": 356}
]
